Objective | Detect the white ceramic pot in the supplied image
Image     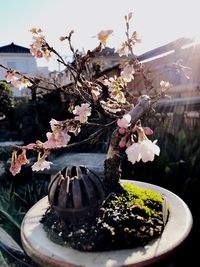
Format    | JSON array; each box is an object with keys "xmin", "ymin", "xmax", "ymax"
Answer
[{"xmin": 21, "ymin": 180, "xmax": 193, "ymax": 267}]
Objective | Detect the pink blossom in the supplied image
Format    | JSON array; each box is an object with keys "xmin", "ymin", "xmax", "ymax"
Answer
[
  {"xmin": 73, "ymin": 103, "xmax": 91, "ymax": 123},
  {"xmin": 17, "ymin": 150, "xmax": 29, "ymax": 165},
  {"xmin": 143, "ymin": 127, "xmax": 154, "ymax": 135},
  {"xmin": 6, "ymin": 71, "xmax": 32, "ymax": 89},
  {"xmin": 6, "ymin": 71, "xmax": 15, "ymax": 82},
  {"xmin": 32, "ymin": 158, "xmax": 52, "ymax": 172},
  {"xmin": 11, "ymin": 80, "xmax": 24, "ymax": 89},
  {"xmin": 118, "ymin": 128, "xmax": 126, "ymax": 135},
  {"xmin": 91, "ymin": 86, "xmax": 102, "ymax": 101},
  {"xmin": 121, "ymin": 64, "xmax": 135, "ymax": 82},
  {"xmin": 49, "ymin": 119, "xmax": 60, "ymax": 131},
  {"xmin": 30, "ymin": 33, "xmax": 52, "ymax": 60},
  {"xmin": 9, "ymin": 160, "xmax": 21, "ymax": 176},
  {"xmin": 11, "ymin": 78, "xmax": 32, "ymax": 90},
  {"xmin": 119, "ymin": 137, "xmax": 127, "ymax": 148},
  {"xmin": 117, "ymin": 114, "xmax": 131, "ymax": 128},
  {"xmin": 44, "ymin": 129, "xmax": 71, "ymax": 149}
]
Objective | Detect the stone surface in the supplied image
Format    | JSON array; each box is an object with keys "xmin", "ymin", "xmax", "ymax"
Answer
[
  {"xmin": 35, "ymin": 152, "xmax": 106, "ymax": 177},
  {"xmin": 21, "ymin": 180, "xmax": 193, "ymax": 267}
]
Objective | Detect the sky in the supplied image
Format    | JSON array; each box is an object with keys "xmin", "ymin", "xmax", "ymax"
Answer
[{"xmin": 0, "ymin": 0, "xmax": 200, "ymax": 70}]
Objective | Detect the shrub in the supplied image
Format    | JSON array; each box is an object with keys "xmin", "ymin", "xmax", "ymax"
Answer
[{"xmin": 0, "ymin": 82, "xmax": 14, "ymax": 116}]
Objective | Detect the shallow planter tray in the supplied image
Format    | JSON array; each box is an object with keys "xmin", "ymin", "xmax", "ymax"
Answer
[{"xmin": 21, "ymin": 180, "xmax": 193, "ymax": 267}]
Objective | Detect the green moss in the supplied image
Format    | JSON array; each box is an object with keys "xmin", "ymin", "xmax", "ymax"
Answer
[
  {"xmin": 111, "ymin": 181, "xmax": 164, "ymax": 216},
  {"xmin": 121, "ymin": 182, "xmax": 163, "ymax": 203}
]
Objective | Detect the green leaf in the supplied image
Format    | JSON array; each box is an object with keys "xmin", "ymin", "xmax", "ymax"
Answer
[{"xmin": 0, "ymin": 209, "xmax": 20, "ymax": 230}]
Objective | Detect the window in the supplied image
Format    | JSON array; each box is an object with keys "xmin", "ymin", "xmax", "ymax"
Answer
[
  {"xmin": 7, "ymin": 60, "xmax": 27, "ymax": 74},
  {"xmin": 7, "ymin": 61, "xmax": 16, "ymax": 69}
]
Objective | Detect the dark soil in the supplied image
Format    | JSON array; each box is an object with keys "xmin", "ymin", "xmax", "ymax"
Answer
[{"xmin": 41, "ymin": 183, "xmax": 166, "ymax": 252}]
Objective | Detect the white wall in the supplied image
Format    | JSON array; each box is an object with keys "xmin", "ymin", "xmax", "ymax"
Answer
[
  {"xmin": 0, "ymin": 53, "xmax": 49, "ymax": 97},
  {"xmin": 0, "ymin": 53, "xmax": 38, "ymax": 78}
]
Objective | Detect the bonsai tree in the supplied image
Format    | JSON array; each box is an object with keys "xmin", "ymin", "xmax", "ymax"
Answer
[
  {"xmin": 0, "ymin": 13, "xmax": 172, "ymax": 187},
  {"xmin": 0, "ymin": 12, "xmax": 193, "ymax": 254}
]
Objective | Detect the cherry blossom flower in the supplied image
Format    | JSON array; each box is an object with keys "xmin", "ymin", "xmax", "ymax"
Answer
[
  {"xmin": 117, "ymin": 42, "xmax": 129, "ymax": 57},
  {"xmin": 130, "ymin": 31, "xmax": 141, "ymax": 45},
  {"xmin": 118, "ymin": 127, "xmax": 126, "ymax": 135},
  {"xmin": 73, "ymin": 103, "xmax": 91, "ymax": 123},
  {"xmin": 32, "ymin": 157, "xmax": 52, "ymax": 171},
  {"xmin": 119, "ymin": 136, "xmax": 127, "ymax": 148},
  {"xmin": 67, "ymin": 122, "xmax": 81, "ymax": 136},
  {"xmin": 9, "ymin": 151, "xmax": 21, "ymax": 176},
  {"xmin": 126, "ymin": 139, "xmax": 160, "ymax": 164},
  {"xmin": 6, "ymin": 71, "xmax": 32, "ymax": 89},
  {"xmin": 30, "ymin": 32, "xmax": 52, "ymax": 60},
  {"xmin": 125, "ymin": 127, "xmax": 160, "ymax": 164},
  {"xmin": 9, "ymin": 160, "xmax": 21, "ymax": 176},
  {"xmin": 121, "ymin": 64, "xmax": 135, "ymax": 82},
  {"xmin": 12, "ymin": 78, "xmax": 32, "ymax": 90},
  {"xmin": 6, "ymin": 71, "xmax": 16, "ymax": 82},
  {"xmin": 140, "ymin": 139, "xmax": 160, "ymax": 162},
  {"xmin": 104, "ymin": 76, "xmax": 127, "ymax": 103},
  {"xmin": 111, "ymin": 90, "xmax": 126, "ymax": 104},
  {"xmin": 125, "ymin": 142, "xmax": 141, "ymax": 164},
  {"xmin": 143, "ymin": 127, "xmax": 154, "ymax": 136},
  {"xmin": 17, "ymin": 150, "xmax": 29, "ymax": 165},
  {"xmin": 30, "ymin": 28, "xmax": 42, "ymax": 34},
  {"xmin": 43, "ymin": 48, "xmax": 52, "ymax": 61},
  {"xmin": 160, "ymin": 80, "xmax": 170, "ymax": 91},
  {"xmin": 117, "ymin": 114, "xmax": 131, "ymax": 128},
  {"xmin": 44, "ymin": 129, "xmax": 71, "ymax": 149},
  {"xmin": 30, "ymin": 34, "xmax": 46, "ymax": 52},
  {"xmin": 9, "ymin": 150, "xmax": 30, "ymax": 175},
  {"xmin": 49, "ymin": 118, "xmax": 60, "ymax": 131},
  {"xmin": 91, "ymin": 86, "xmax": 102, "ymax": 101},
  {"xmin": 97, "ymin": 30, "xmax": 113, "ymax": 45}
]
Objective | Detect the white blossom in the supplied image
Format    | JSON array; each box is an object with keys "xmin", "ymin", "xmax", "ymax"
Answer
[
  {"xmin": 125, "ymin": 139, "xmax": 160, "ymax": 164},
  {"xmin": 32, "ymin": 158, "xmax": 53, "ymax": 171},
  {"xmin": 73, "ymin": 103, "xmax": 91, "ymax": 123}
]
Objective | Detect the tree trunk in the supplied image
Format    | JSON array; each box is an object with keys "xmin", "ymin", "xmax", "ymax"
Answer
[{"xmin": 104, "ymin": 95, "xmax": 151, "ymax": 193}]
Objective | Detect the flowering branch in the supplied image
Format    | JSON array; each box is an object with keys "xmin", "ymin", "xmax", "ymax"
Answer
[{"xmin": 1, "ymin": 13, "xmax": 172, "ymax": 179}]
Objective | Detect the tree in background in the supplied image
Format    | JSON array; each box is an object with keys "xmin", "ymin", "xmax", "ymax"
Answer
[{"xmin": 0, "ymin": 81, "xmax": 14, "ymax": 117}]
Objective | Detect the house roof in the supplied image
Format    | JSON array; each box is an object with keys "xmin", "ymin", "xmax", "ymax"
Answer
[
  {"xmin": 0, "ymin": 42, "xmax": 30, "ymax": 53},
  {"xmin": 137, "ymin": 37, "xmax": 193, "ymax": 62},
  {"xmin": 95, "ymin": 47, "xmax": 119, "ymax": 57}
]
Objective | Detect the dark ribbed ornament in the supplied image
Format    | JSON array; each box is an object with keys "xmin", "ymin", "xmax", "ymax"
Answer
[{"xmin": 48, "ymin": 165, "xmax": 105, "ymax": 225}]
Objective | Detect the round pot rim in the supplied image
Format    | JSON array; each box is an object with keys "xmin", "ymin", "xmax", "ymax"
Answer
[{"xmin": 21, "ymin": 180, "xmax": 193, "ymax": 267}]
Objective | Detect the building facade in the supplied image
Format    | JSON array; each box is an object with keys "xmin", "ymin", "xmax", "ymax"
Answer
[{"xmin": 0, "ymin": 42, "xmax": 48, "ymax": 97}]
